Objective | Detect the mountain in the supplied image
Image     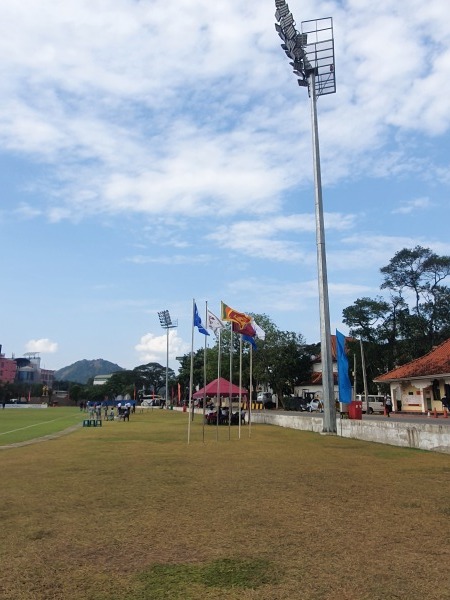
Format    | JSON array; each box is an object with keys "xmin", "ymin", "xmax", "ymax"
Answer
[{"xmin": 54, "ymin": 359, "xmax": 125, "ymax": 384}]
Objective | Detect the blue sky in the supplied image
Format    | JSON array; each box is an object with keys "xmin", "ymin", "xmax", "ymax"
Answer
[{"xmin": 1, "ymin": 0, "xmax": 450, "ymax": 372}]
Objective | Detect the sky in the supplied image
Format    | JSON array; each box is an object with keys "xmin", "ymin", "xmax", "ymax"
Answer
[{"xmin": 1, "ymin": 0, "xmax": 450, "ymax": 373}]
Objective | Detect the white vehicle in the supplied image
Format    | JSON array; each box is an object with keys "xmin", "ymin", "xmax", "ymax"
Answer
[
  {"xmin": 257, "ymin": 392, "xmax": 274, "ymax": 407},
  {"xmin": 307, "ymin": 399, "xmax": 323, "ymax": 412},
  {"xmin": 356, "ymin": 394, "xmax": 385, "ymax": 414},
  {"xmin": 141, "ymin": 395, "xmax": 163, "ymax": 407}
]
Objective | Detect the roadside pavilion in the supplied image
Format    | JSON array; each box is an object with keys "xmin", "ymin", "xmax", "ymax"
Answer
[{"xmin": 374, "ymin": 338, "xmax": 450, "ymax": 414}]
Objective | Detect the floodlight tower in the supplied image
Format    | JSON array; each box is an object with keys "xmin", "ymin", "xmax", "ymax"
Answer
[
  {"xmin": 158, "ymin": 310, "xmax": 178, "ymax": 407},
  {"xmin": 274, "ymin": 4, "xmax": 337, "ymax": 433}
]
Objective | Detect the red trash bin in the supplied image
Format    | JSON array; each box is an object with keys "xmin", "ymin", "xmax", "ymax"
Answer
[{"xmin": 349, "ymin": 400, "xmax": 362, "ymax": 420}]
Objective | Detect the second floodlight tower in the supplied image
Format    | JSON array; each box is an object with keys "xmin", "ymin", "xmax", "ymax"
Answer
[
  {"xmin": 275, "ymin": 3, "xmax": 337, "ymax": 433},
  {"xmin": 158, "ymin": 310, "xmax": 178, "ymax": 407}
]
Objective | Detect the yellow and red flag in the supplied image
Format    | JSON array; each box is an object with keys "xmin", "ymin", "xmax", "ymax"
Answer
[{"xmin": 221, "ymin": 301, "xmax": 251, "ymax": 329}]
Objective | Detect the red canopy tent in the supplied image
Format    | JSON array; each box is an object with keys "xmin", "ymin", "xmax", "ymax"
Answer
[{"xmin": 192, "ymin": 377, "xmax": 247, "ymax": 399}]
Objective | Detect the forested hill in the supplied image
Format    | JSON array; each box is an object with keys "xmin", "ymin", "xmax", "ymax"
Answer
[{"xmin": 54, "ymin": 359, "xmax": 125, "ymax": 384}]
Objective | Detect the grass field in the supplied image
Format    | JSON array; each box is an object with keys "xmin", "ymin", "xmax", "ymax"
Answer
[
  {"xmin": 1, "ymin": 408, "xmax": 450, "ymax": 600},
  {"xmin": 0, "ymin": 407, "xmax": 81, "ymax": 445}
]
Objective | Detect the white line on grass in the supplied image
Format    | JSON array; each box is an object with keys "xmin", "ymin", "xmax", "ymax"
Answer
[{"xmin": 0, "ymin": 415, "xmax": 79, "ymax": 436}]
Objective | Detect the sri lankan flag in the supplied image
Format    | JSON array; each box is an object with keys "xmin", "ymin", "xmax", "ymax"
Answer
[
  {"xmin": 232, "ymin": 321, "xmax": 256, "ymax": 338},
  {"xmin": 221, "ymin": 301, "xmax": 251, "ymax": 329}
]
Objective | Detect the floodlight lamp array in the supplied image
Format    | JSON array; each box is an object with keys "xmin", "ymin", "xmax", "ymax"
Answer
[
  {"xmin": 158, "ymin": 310, "xmax": 173, "ymax": 328},
  {"xmin": 274, "ymin": 1, "xmax": 309, "ymax": 85},
  {"xmin": 274, "ymin": 2, "xmax": 336, "ymax": 96}
]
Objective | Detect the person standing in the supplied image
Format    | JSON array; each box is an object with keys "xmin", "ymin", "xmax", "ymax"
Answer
[{"xmin": 385, "ymin": 395, "xmax": 393, "ymax": 417}]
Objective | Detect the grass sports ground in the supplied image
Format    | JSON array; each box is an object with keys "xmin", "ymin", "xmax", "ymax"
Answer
[{"xmin": 1, "ymin": 407, "xmax": 450, "ymax": 599}]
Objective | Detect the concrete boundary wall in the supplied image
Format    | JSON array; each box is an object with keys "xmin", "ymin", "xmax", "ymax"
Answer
[
  {"xmin": 250, "ymin": 412, "xmax": 450, "ymax": 454},
  {"xmin": 4, "ymin": 403, "xmax": 48, "ymax": 409}
]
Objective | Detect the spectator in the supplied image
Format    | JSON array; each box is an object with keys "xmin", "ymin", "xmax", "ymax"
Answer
[{"xmin": 385, "ymin": 395, "xmax": 393, "ymax": 417}]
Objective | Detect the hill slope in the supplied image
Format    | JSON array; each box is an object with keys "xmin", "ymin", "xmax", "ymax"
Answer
[{"xmin": 54, "ymin": 359, "xmax": 125, "ymax": 384}]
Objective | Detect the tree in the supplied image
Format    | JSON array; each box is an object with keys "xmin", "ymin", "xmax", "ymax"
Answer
[
  {"xmin": 175, "ymin": 313, "xmax": 313, "ymax": 402},
  {"xmin": 69, "ymin": 384, "xmax": 82, "ymax": 404},
  {"xmin": 176, "ymin": 350, "xmax": 210, "ymax": 400},
  {"xmin": 132, "ymin": 363, "xmax": 174, "ymax": 397},
  {"xmin": 381, "ymin": 245, "xmax": 450, "ymax": 350},
  {"xmin": 103, "ymin": 370, "xmax": 137, "ymax": 399},
  {"xmin": 343, "ymin": 246, "xmax": 450, "ymax": 388}
]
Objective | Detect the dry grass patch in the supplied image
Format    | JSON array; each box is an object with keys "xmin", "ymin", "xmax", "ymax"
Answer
[{"xmin": 1, "ymin": 409, "xmax": 449, "ymax": 599}]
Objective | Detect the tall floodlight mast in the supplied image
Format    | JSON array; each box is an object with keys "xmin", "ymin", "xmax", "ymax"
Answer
[
  {"xmin": 274, "ymin": 3, "xmax": 337, "ymax": 433},
  {"xmin": 158, "ymin": 310, "xmax": 178, "ymax": 407}
]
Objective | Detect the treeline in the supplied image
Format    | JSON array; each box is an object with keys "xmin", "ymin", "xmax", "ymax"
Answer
[
  {"xmin": 3, "ymin": 246, "xmax": 447, "ymax": 403},
  {"xmin": 343, "ymin": 245, "xmax": 450, "ymax": 392}
]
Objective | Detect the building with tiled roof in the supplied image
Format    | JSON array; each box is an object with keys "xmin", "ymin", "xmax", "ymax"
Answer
[
  {"xmin": 374, "ymin": 338, "xmax": 450, "ymax": 413},
  {"xmin": 293, "ymin": 334, "xmax": 352, "ymax": 400}
]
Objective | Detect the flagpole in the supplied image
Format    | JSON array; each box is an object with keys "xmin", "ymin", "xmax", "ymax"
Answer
[
  {"xmin": 229, "ymin": 324, "xmax": 233, "ymax": 440},
  {"xmin": 360, "ymin": 338, "xmax": 369, "ymax": 414},
  {"xmin": 187, "ymin": 298, "xmax": 195, "ymax": 444},
  {"xmin": 249, "ymin": 344, "xmax": 253, "ymax": 437},
  {"xmin": 202, "ymin": 300, "xmax": 208, "ymax": 443},
  {"xmin": 238, "ymin": 334, "xmax": 243, "ymax": 440},
  {"xmin": 216, "ymin": 329, "xmax": 221, "ymax": 439}
]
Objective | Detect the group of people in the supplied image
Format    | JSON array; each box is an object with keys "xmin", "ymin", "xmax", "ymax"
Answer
[
  {"xmin": 116, "ymin": 402, "xmax": 133, "ymax": 421},
  {"xmin": 205, "ymin": 405, "xmax": 246, "ymax": 425},
  {"xmin": 80, "ymin": 400, "xmax": 135, "ymax": 421}
]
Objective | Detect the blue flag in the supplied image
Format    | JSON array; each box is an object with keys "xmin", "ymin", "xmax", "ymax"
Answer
[
  {"xmin": 242, "ymin": 334, "xmax": 257, "ymax": 349},
  {"xmin": 336, "ymin": 330, "xmax": 352, "ymax": 404},
  {"xmin": 194, "ymin": 303, "xmax": 210, "ymax": 336}
]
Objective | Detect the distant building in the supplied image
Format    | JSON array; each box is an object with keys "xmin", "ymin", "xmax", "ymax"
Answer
[
  {"xmin": 0, "ymin": 345, "xmax": 17, "ymax": 383},
  {"xmin": 0, "ymin": 346, "xmax": 55, "ymax": 390},
  {"xmin": 93, "ymin": 374, "xmax": 113, "ymax": 386},
  {"xmin": 15, "ymin": 353, "xmax": 55, "ymax": 389}
]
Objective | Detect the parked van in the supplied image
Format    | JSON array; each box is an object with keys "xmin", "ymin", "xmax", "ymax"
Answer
[
  {"xmin": 356, "ymin": 394, "xmax": 385, "ymax": 414},
  {"xmin": 141, "ymin": 395, "xmax": 163, "ymax": 407}
]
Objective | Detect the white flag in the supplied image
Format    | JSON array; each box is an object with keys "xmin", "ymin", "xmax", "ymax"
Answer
[
  {"xmin": 207, "ymin": 310, "xmax": 225, "ymax": 335},
  {"xmin": 252, "ymin": 319, "xmax": 266, "ymax": 340}
]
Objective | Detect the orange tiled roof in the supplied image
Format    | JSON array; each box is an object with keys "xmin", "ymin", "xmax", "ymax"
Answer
[
  {"xmin": 312, "ymin": 334, "xmax": 354, "ymax": 363},
  {"xmin": 301, "ymin": 371, "xmax": 338, "ymax": 386},
  {"xmin": 374, "ymin": 338, "xmax": 450, "ymax": 382}
]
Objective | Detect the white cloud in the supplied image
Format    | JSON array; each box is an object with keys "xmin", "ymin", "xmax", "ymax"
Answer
[
  {"xmin": 2, "ymin": 0, "xmax": 450, "ymax": 369},
  {"xmin": 208, "ymin": 213, "xmax": 357, "ymax": 262},
  {"xmin": 15, "ymin": 203, "xmax": 42, "ymax": 219},
  {"xmin": 25, "ymin": 338, "xmax": 58, "ymax": 353},
  {"xmin": 392, "ymin": 197, "xmax": 432, "ymax": 214},
  {"xmin": 127, "ymin": 254, "xmax": 211, "ymax": 266},
  {"xmin": 0, "ymin": 0, "xmax": 449, "ymax": 225},
  {"xmin": 135, "ymin": 330, "xmax": 189, "ymax": 365}
]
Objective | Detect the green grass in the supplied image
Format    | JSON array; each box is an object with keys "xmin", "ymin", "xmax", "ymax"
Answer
[
  {"xmin": 1, "ymin": 409, "xmax": 449, "ymax": 600},
  {"xmin": 136, "ymin": 558, "xmax": 277, "ymax": 599},
  {"xmin": 0, "ymin": 407, "xmax": 81, "ymax": 445}
]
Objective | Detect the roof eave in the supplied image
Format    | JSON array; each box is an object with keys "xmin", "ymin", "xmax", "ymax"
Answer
[{"xmin": 375, "ymin": 372, "xmax": 450, "ymax": 383}]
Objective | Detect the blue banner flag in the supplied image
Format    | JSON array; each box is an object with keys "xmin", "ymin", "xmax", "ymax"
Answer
[
  {"xmin": 242, "ymin": 334, "xmax": 257, "ymax": 349},
  {"xmin": 336, "ymin": 330, "xmax": 352, "ymax": 404},
  {"xmin": 194, "ymin": 303, "xmax": 210, "ymax": 336}
]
